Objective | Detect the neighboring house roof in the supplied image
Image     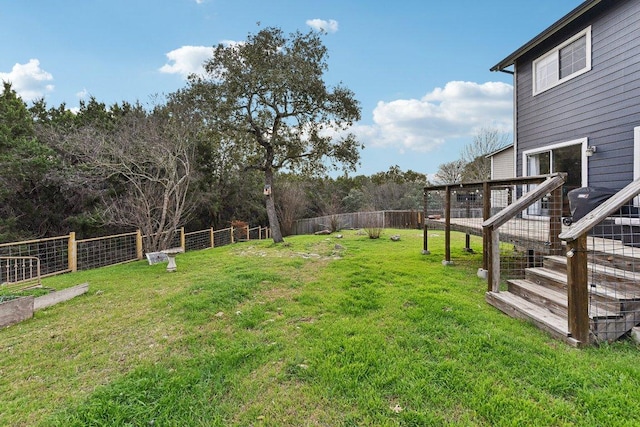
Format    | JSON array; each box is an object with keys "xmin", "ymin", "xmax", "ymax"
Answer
[
  {"xmin": 485, "ymin": 143, "xmax": 513, "ymax": 159},
  {"xmin": 490, "ymin": 0, "xmax": 602, "ymax": 72}
]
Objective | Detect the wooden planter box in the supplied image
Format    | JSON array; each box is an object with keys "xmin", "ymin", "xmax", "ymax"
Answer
[
  {"xmin": 0, "ymin": 283, "xmax": 88, "ymax": 328},
  {"xmin": 0, "ymin": 296, "xmax": 34, "ymax": 328}
]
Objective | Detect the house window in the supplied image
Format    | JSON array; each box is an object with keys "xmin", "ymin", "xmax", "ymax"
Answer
[
  {"xmin": 533, "ymin": 27, "xmax": 591, "ymax": 95},
  {"xmin": 523, "ymin": 139, "xmax": 588, "ymax": 216}
]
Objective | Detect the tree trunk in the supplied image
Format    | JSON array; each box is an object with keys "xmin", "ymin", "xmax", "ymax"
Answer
[{"xmin": 264, "ymin": 168, "xmax": 284, "ymax": 243}]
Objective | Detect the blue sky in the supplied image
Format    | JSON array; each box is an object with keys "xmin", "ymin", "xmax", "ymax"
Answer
[{"xmin": 1, "ymin": 0, "xmax": 584, "ymax": 177}]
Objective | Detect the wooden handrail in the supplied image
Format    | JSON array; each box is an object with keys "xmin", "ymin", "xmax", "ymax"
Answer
[
  {"xmin": 482, "ymin": 174, "xmax": 567, "ymax": 230},
  {"xmin": 424, "ymin": 173, "xmax": 567, "ymax": 192},
  {"xmin": 559, "ymin": 177, "xmax": 640, "ymax": 242}
]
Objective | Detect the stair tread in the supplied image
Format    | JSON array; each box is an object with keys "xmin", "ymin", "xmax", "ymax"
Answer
[
  {"xmin": 509, "ymin": 279, "xmax": 621, "ymax": 319},
  {"xmin": 527, "ymin": 266, "xmax": 566, "ymax": 282},
  {"xmin": 546, "ymin": 255, "xmax": 640, "ymax": 282},
  {"xmin": 509, "ymin": 279, "xmax": 565, "ymax": 303},
  {"xmin": 542, "ymin": 256, "xmax": 640, "ymax": 300},
  {"xmin": 487, "ymin": 290, "xmax": 570, "ymax": 335}
]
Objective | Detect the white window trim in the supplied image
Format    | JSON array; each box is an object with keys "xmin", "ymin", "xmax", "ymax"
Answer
[
  {"xmin": 532, "ymin": 26, "xmax": 592, "ymax": 96},
  {"xmin": 521, "ymin": 138, "xmax": 588, "ymax": 219},
  {"xmin": 522, "ymin": 137, "xmax": 589, "ymax": 186},
  {"xmin": 634, "ymin": 126, "xmax": 640, "ymax": 181}
]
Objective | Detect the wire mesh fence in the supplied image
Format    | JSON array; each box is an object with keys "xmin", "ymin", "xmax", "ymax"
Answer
[
  {"xmin": 583, "ymin": 197, "xmax": 640, "ymax": 342},
  {"xmin": 77, "ymin": 232, "xmax": 139, "ymax": 271},
  {"xmin": 0, "ymin": 236, "xmax": 70, "ymax": 277},
  {"xmin": 0, "ymin": 224, "xmax": 269, "ymax": 289},
  {"xmin": 423, "ymin": 175, "xmax": 564, "ymax": 271},
  {"xmin": 495, "ymin": 185, "xmax": 564, "ymax": 289},
  {"xmin": 184, "ymin": 229, "xmax": 212, "ymax": 251}
]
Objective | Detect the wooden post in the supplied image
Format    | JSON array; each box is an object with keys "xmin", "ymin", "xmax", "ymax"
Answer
[
  {"xmin": 444, "ymin": 186, "xmax": 451, "ymax": 263},
  {"xmin": 210, "ymin": 227, "xmax": 215, "ymax": 248},
  {"xmin": 136, "ymin": 229, "xmax": 143, "ymax": 260},
  {"xmin": 490, "ymin": 228, "xmax": 500, "ymax": 292},
  {"xmin": 549, "ymin": 186, "xmax": 563, "ymax": 255},
  {"xmin": 423, "ymin": 190, "xmax": 429, "ymax": 254},
  {"xmin": 246, "ymin": 225, "xmax": 250, "ymax": 241},
  {"xmin": 566, "ymin": 234, "xmax": 590, "ymax": 344},
  {"xmin": 482, "ymin": 181, "xmax": 491, "ymax": 271},
  {"xmin": 68, "ymin": 232, "xmax": 77, "ymax": 272},
  {"xmin": 231, "ymin": 227, "xmax": 235, "ymax": 244},
  {"xmin": 180, "ymin": 227, "xmax": 186, "ymax": 250},
  {"xmin": 464, "ymin": 234, "xmax": 471, "ymax": 252}
]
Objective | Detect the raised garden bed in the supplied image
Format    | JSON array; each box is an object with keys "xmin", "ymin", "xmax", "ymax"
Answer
[{"xmin": 0, "ymin": 283, "xmax": 89, "ymax": 328}]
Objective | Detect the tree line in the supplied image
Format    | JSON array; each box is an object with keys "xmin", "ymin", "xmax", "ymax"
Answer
[
  {"xmin": 0, "ymin": 79, "xmax": 428, "ymax": 248},
  {"xmin": 1, "ymin": 26, "xmax": 507, "ymax": 248}
]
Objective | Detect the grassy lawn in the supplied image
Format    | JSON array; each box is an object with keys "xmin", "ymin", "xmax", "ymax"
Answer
[{"xmin": 1, "ymin": 229, "xmax": 639, "ymax": 426}]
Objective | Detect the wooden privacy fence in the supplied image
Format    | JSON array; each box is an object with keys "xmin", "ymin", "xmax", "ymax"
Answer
[
  {"xmin": 0, "ymin": 225, "xmax": 270, "ymax": 283},
  {"xmin": 291, "ymin": 210, "xmax": 422, "ymax": 235}
]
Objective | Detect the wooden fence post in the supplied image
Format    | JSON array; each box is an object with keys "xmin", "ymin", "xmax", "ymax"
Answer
[
  {"xmin": 566, "ymin": 234, "xmax": 590, "ymax": 345},
  {"xmin": 210, "ymin": 228, "xmax": 215, "ymax": 248},
  {"xmin": 180, "ymin": 227, "xmax": 185, "ymax": 250},
  {"xmin": 231, "ymin": 227, "xmax": 235, "ymax": 244},
  {"xmin": 444, "ymin": 186, "xmax": 452, "ymax": 264},
  {"xmin": 246, "ymin": 225, "xmax": 250, "ymax": 241},
  {"xmin": 482, "ymin": 181, "xmax": 491, "ymax": 271},
  {"xmin": 68, "ymin": 232, "xmax": 77, "ymax": 272},
  {"xmin": 136, "ymin": 230, "xmax": 143, "ymax": 260}
]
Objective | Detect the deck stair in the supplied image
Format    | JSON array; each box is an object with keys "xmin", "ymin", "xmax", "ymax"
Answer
[{"xmin": 486, "ymin": 251, "xmax": 640, "ymax": 346}]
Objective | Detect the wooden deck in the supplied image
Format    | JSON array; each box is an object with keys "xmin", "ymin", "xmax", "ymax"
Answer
[
  {"xmin": 426, "ymin": 216, "xmax": 640, "ymax": 344},
  {"xmin": 426, "ymin": 217, "xmax": 640, "ymax": 259}
]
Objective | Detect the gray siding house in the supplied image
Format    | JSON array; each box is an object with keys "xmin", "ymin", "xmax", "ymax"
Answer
[{"xmin": 491, "ymin": 0, "xmax": 640, "ymax": 193}]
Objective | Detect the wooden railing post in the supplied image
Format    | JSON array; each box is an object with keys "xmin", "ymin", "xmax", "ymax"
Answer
[
  {"xmin": 444, "ymin": 186, "xmax": 452, "ymax": 264},
  {"xmin": 180, "ymin": 227, "xmax": 186, "ymax": 251},
  {"xmin": 68, "ymin": 232, "xmax": 77, "ymax": 272},
  {"xmin": 566, "ymin": 234, "xmax": 590, "ymax": 344},
  {"xmin": 231, "ymin": 227, "xmax": 235, "ymax": 244},
  {"xmin": 482, "ymin": 181, "xmax": 491, "ymax": 271},
  {"xmin": 210, "ymin": 228, "xmax": 215, "ymax": 248},
  {"xmin": 422, "ymin": 190, "xmax": 430, "ymax": 254}
]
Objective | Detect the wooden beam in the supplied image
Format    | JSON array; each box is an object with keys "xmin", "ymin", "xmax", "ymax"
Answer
[
  {"xmin": 566, "ymin": 235, "xmax": 590, "ymax": 344},
  {"xmin": 445, "ymin": 186, "xmax": 451, "ymax": 263},
  {"xmin": 482, "ymin": 181, "xmax": 491, "ymax": 270}
]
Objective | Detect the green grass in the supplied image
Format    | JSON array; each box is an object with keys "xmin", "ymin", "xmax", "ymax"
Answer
[{"xmin": 1, "ymin": 229, "xmax": 639, "ymax": 426}]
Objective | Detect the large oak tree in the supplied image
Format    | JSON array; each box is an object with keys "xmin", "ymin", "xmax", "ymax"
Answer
[{"xmin": 184, "ymin": 26, "xmax": 362, "ymax": 243}]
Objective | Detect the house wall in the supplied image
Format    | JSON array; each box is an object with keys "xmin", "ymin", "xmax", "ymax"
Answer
[
  {"xmin": 491, "ymin": 146, "xmax": 515, "ymax": 179},
  {"xmin": 514, "ymin": 0, "xmax": 640, "ymax": 189}
]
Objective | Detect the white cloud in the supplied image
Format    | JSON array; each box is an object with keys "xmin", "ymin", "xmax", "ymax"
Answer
[
  {"xmin": 0, "ymin": 59, "xmax": 54, "ymax": 101},
  {"xmin": 356, "ymin": 81, "xmax": 513, "ymax": 152},
  {"xmin": 159, "ymin": 45, "xmax": 213, "ymax": 78},
  {"xmin": 306, "ymin": 19, "xmax": 339, "ymax": 33},
  {"xmin": 76, "ymin": 88, "xmax": 89, "ymax": 100}
]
